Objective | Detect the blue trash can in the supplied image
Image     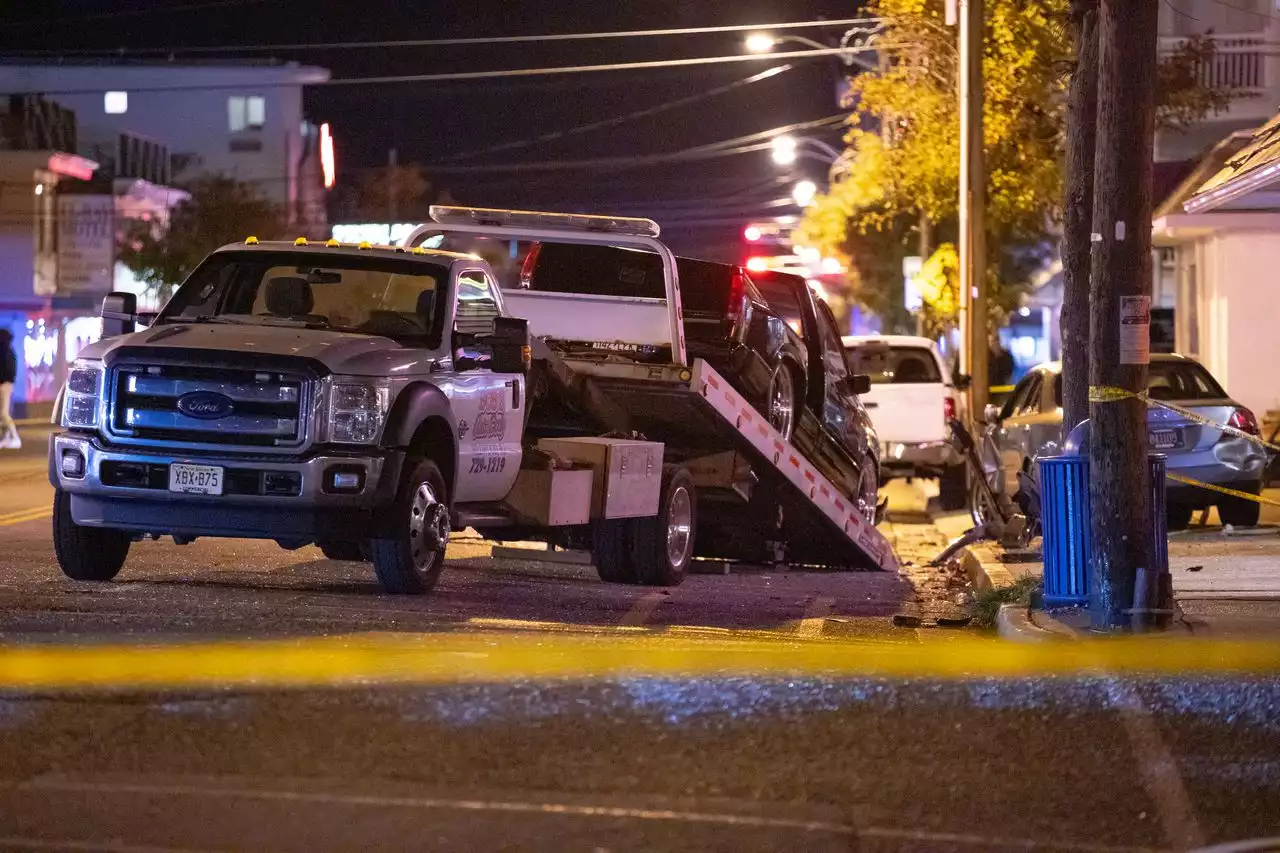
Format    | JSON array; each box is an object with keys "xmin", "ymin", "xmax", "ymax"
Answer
[
  {"xmin": 1037, "ymin": 452, "xmax": 1170, "ymax": 608},
  {"xmin": 1038, "ymin": 456, "xmax": 1092, "ymax": 607}
]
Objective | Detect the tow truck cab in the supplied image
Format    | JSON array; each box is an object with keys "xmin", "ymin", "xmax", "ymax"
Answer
[{"xmin": 50, "ymin": 238, "xmax": 531, "ymax": 594}]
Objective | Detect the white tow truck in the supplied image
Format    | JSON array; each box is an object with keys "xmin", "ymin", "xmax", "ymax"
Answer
[{"xmin": 49, "ymin": 206, "xmax": 896, "ymax": 594}]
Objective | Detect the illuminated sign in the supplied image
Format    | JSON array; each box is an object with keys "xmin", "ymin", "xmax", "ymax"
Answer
[
  {"xmin": 331, "ymin": 223, "xmax": 419, "ymax": 245},
  {"xmin": 320, "ymin": 123, "xmax": 335, "ymax": 189}
]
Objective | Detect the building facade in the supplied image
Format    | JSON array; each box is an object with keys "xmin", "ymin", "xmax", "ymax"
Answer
[
  {"xmin": 1156, "ymin": 0, "xmax": 1280, "ymax": 162},
  {"xmin": 0, "ymin": 60, "xmax": 331, "ymax": 229}
]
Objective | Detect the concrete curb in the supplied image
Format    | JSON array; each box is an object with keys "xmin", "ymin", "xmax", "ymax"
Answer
[
  {"xmin": 996, "ymin": 603, "xmax": 1072, "ymax": 642},
  {"xmin": 955, "ymin": 546, "xmax": 991, "ymax": 593}
]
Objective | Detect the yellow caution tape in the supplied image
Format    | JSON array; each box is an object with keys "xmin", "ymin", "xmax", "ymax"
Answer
[
  {"xmin": 2, "ymin": 632, "xmax": 1280, "ymax": 691},
  {"xmin": 1164, "ymin": 472, "xmax": 1280, "ymax": 507},
  {"xmin": 1090, "ymin": 385, "xmax": 1280, "ymax": 455},
  {"xmin": 989, "ymin": 385, "xmax": 1015, "ymax": 394}
]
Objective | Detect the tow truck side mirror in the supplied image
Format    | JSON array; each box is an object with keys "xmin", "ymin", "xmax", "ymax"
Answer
[
  {"xmin": 489, "ymin": 316, "xmax": 531, "ymax": 375},
  {"xmin": 101, "ymin": 291, "xmax": 137, "ymax": 338},
  {"xmin": 845, "ymin": 374, "xmax": 872, "ymax": 396}
]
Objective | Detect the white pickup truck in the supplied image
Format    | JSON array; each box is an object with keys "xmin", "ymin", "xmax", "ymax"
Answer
[
  {"xmin": 47, "ymin": 206, "xmax": 896, "ymax": 598},
  {"xmin": 841, "ymin": 334, "xmax": 968, "ymax": 509}
]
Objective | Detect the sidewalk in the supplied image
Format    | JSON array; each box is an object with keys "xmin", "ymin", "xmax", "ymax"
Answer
[{"xmin": 932, "ymin": 507, "xmax": 1280, "ymax": 639}]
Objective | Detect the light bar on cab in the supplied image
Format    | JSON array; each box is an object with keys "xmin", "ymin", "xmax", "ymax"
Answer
[{"xmin": 429, "ymin": 205, "xmax": 660, "ymax": 238}]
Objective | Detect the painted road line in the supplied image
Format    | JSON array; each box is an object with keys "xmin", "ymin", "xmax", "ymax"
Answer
[
  {"xmin": 794, "ymin": 596, "xmax": 835, "ymax": 639},
  {"xmin": 0, "ymin": 507, "xmax": 51, "ymax": 527},
  {"xmin": 618, "ymin": 592, "xmax": 666, "ymax": 627},
  {"xmin": 0, "ymin": 779, "xmax": 1165, "ymax": 852},
  {"xmin": 2, "ymin": 633, "xmax": 1280, "ymax": 691}
]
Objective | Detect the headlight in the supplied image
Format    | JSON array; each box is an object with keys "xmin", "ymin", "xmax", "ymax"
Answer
[
  {"xmin": 61, "ymin": 360, "xmax": 104, "ymax": 429},
  {"xmin": 324, "ymin": 378, "xmax": 390, "ymax": 444}
]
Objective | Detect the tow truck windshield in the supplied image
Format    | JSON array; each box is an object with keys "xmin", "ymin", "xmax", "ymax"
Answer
[{"xmin": 157, "ymin": 251, "xmax": 451, "ymax": 345}]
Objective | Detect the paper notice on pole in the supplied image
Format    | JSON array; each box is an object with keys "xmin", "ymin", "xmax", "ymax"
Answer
[{"xmin": 1119, "ymin": 295, "xmax": 1151, "ymax": 365}]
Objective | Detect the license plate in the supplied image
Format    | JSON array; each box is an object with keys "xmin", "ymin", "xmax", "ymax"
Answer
[
  {"xmin": 1149, "ymin": 429, "xmax": 1182, "ymax": 450},
  {"xmin": 168, "ymin": 463, "xmax": 224, "ymax": 495}
]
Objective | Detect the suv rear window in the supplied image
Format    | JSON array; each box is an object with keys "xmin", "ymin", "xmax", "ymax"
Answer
[
  {"xmin": 523, "ymin": 243, "xmax": 735, "ymax": 314},
  {"xmin": 845, "ymin": 345, "xmax": 942, "ymax": 384}
]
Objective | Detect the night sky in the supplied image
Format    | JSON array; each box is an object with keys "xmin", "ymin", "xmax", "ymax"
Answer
[{"xmin": 0, "ymin": 0, "xmax": 862, "ymax": 259}]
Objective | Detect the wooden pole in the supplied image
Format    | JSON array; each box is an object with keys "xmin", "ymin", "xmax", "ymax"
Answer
[
  {"xmin": 1060, "ymin": 0, "xmax": 1099, "ymax": 440},
  {"xmin": 1088, "ymin": 0, "xmax": 1159, "ymax": 630}
]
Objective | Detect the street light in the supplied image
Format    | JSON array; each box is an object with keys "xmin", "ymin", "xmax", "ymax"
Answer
[
  {"xmin": 791, "ymin": 180, "xmax": 817, "ymax": 207},
  {"xmin": 743, "ymin": 25, "xmax": 883, "ymax": 71},
  {"xmin": 771, "ymin": 135, "xmax": 799, "ymax": 166},
  {"xmin": 771, "ymin": 134, "xmax": 841, "ymax": 166}
]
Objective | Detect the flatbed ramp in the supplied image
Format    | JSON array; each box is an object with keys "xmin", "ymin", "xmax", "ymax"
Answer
[
  {"xmin": 527, "ymin": 347, "xmax": 898, "ymax": 573},
  {"xmin": 687, "ymin": 360, "xmax": 898, "ymax": 573}
]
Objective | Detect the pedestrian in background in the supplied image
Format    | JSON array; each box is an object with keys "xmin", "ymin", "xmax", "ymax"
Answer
[{"xmin": 0, "ymin": 329, "xmax": 19, "ymax": 450}]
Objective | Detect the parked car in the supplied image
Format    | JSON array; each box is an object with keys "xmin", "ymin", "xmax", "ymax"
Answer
[
  {"xmin": 993, "ymin": 354, "xmax": 1267, "ymax": 529},
  {"xmin": 842, "ymin": 335, "xmax": 968, "ymax": 510},
  {"xmin": 520, "ymin": 243, "xmax": 878, "ymax": 514}
]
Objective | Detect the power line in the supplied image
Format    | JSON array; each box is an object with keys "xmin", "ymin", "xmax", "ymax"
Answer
[
  {"xmin": 0, "ymin": 0, "xmax": 273, "ymax": 30},
  {"xmin": 435, "ymin": 65, "xmax": 793, "ymax": 163},
  {"xmin": 1, "ymin": 46, "xmax": 885, "ymax": 95},
  {"xmin": 5, "ymin": 17, "xmax": 883, "ymax": 56},
  {"xmin": 418, "ymin": 114, "xmax": 849, "ymax": 173}
]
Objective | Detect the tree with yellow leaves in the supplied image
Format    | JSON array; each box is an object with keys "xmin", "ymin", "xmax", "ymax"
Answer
[{"xmin": 795, "ymin": 0, "xmax": 1234, "ymax": 333}]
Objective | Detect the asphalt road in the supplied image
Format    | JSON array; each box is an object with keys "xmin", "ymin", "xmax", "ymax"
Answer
[{"xmin": 1, "ymin": 426, "xmax": 1279, "ymax": 852}]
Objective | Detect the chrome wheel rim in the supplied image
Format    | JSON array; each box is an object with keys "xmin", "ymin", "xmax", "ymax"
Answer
[
  {"xmin": 408, "ymin": 481, "xmax": 448, "ymax": 574},
  {"xmin": 768, "ymin": 367, "xmax": 795, "ymax": 439},
  {"xmin": 857, "ymin": 459, "xmax": 878, "ymax": 523},
  {"xmin": 666, "ymin": 485, "xmax": 693, "ymax": 568}
]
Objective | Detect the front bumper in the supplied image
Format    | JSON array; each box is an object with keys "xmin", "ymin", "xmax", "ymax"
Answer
[
  {"xmin": 49, "ymin": 432, "xmax": 403, "ymax": 541},
  {"xmin": 879, "ymin": 440, "xmax": 961, "ymax": 477}
]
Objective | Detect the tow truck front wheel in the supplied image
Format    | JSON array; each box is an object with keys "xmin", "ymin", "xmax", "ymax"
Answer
[
  {"xmin": 52, "ymin": 489, "xmax": 131, "ymax": 581},
  {"xmin": 369, "ymin": 460, "xmax": 449, "ymax": 595}
]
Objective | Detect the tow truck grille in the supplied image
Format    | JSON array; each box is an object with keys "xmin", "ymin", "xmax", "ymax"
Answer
[{"xmin": 110, "ymin": 364, "xmax": 308, "ymax": 448}]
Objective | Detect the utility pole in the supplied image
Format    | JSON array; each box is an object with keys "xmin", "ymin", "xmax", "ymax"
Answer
[
  {"xmin": 387, "ymin": 147, "xmax": 399, "ymax": 224},
  {"xmin": 957, "ymin": 0, "xmax": 988, "ymax": 416},
  {"xmin": 1061, "ymin": 0, "xmax": 1099, "ymax": 440},
  {"xmin": 917, "ymin": 211, "xmax": 932, "ymax": 337},
  {"xmin": 1088, "ymin": 0, "xmax": 1160, "ymax": 630}
]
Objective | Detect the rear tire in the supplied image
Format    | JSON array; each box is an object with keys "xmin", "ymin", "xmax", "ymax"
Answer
[
  {"xmin": 630, "ymin": 467, "xmax": 697, "ymax": 586},
  {"xmin": 592, "ymin": 518, "xmax": 638, "ymax": 584},
  {"xmin": 52, "ymin": 489, "xmax": 131, "ymax": 581},
  {"xmin": 938, "ymin": 464, "xmax": 968, "ymax": 511},
  {"xmin": 1166, "ymin": 503, "xmax": 1194, "ymax": 532},
  {"xmin": 1218, "ymin": 488, "xmax": 1261, "ymax": 527},
  {"xmin": 368, "ymin": 460, "xmax": 449, "ymax": 595}
]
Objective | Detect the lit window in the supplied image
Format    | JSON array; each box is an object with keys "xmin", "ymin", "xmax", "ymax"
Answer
[
  {"xmin": 104, "ymin": 91, "xmax": 128, "ymax": 114},
  {"xmin": 246, "ymin": 95, "xmax": 265, "ymax": 128},
  {"xmin": 228, "ymin": 96, "xmax": 246, "ymax": 131}
]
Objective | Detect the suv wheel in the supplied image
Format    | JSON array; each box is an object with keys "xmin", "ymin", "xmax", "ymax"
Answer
[
  {"xmin": 630, "ymin": 467, "xmax": 697, "ymax": 586},
  {"xmin": 766, "ymin": 363, "xmax": 799, "ymax": 441},
  {"xmin": 52, "ymin": 489, "xmax": 131, "ymax": 581},
  {"xmin": 369, "ymin": 459, "xmax": 449, "ymax": 594},
  {"xmin": 856, "ymin": 455, "xmax": 880, "ymax": 524}
]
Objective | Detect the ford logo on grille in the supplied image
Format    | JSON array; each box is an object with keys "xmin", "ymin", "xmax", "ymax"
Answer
[{"xmin": 176, "ymin": 391, "xmax": 235, "ymax": 420}]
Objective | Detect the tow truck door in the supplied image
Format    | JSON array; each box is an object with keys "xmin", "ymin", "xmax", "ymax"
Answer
[{"xmin": 448, "ymin": 268, "xmax": 525, "ymax": 502}]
